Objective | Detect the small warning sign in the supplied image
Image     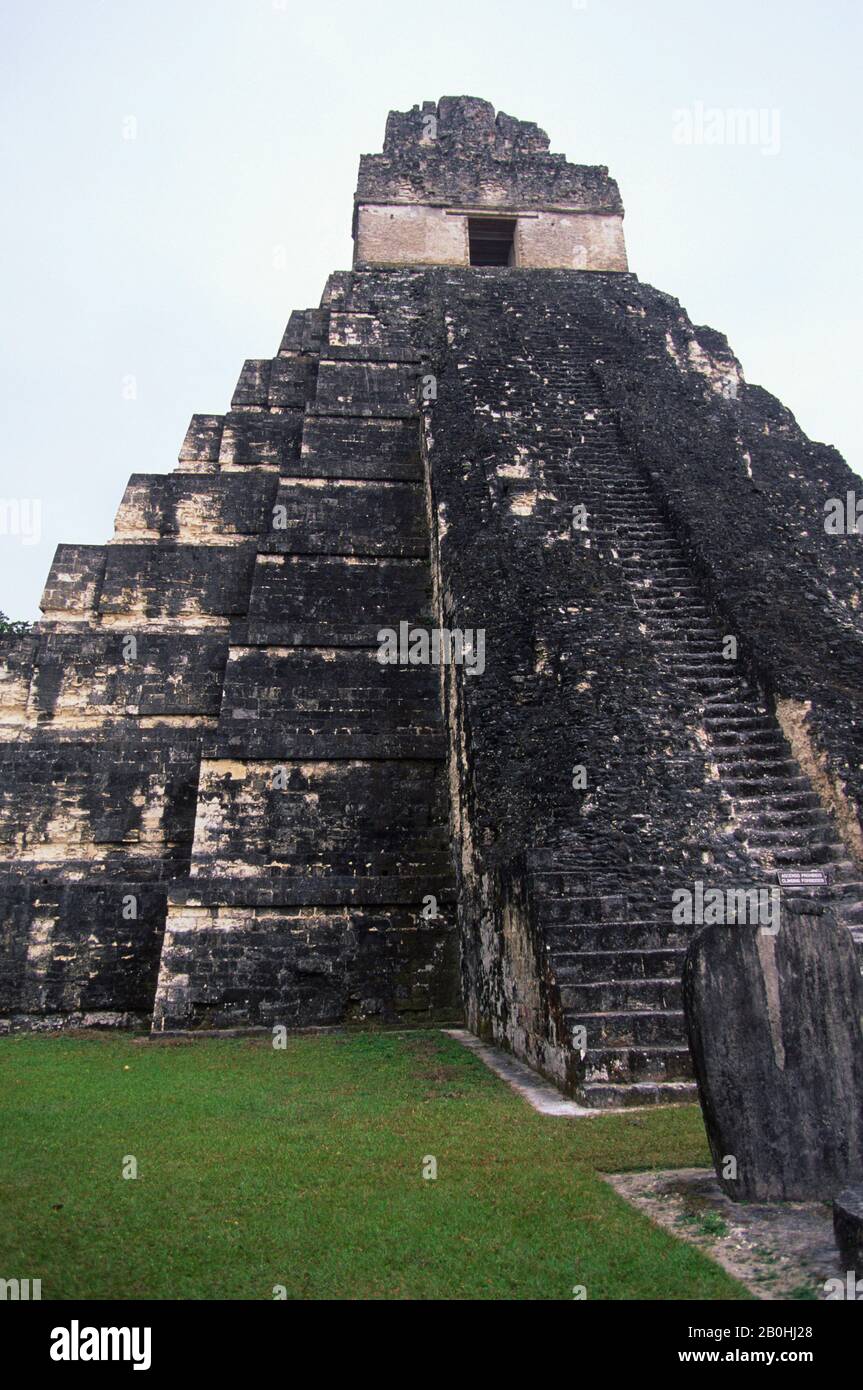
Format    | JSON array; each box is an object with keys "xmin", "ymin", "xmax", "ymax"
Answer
[{"xmin": 777, "ymin": 869, "xmax": 829, "ymax": 888}]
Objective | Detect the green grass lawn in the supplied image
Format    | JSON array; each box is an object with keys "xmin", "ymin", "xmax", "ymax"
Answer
[{"xmin": 0, "ymin": 1029, "xmax": 748, "ymax": 1300}]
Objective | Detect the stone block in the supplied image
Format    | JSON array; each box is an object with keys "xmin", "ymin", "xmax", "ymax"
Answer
[
  {"xmin": 262, "ymin": 478, "xmax": 427, "ymax": 556},
  {"xmin": 209, "ymin": 645, "xmax": 445, "ymax": 759},
  {"xmin": 187, "ymin": 757, "xmax": 452, "ymax": 887},
  {"xmin": 299, "ymin": 416, "xmax": 421, "ymax": 479},
  {"xmin": 178, "ymin": 414, "xmax": 223, "ymax": 463},
  {"xmin": 682, "ymin": 911, "xmax": 863, "ymax": 1200},
  {"xmin": 40, "ymin": 545, "xmax": 106, "ymax": 621},
  {"xmin": 246, "ymin": 554, "xmax": 432, "ymax": 644},
  {"xmin": 833, "ymin": 1187, "xmax": 863, "ymax": 1281},
  {"xmin": 313, "ymin": 360, "xmax": 419, "ymax": 417},
  {"xmin": 99, "ymin": 543, "xmax": 257, "ymax": 621},
  {"xmin": 0, "ymin": 881, "xmax": 167, "ymax": 1019},
  {"xmin": 113, "ymin": 473, "xmax": 279, "ymax": 542},
  {"xmin": 218, "ymin": 411, "xmax": 303, "ymax": 467},
  {"xmin": 152, "ymin": 903, "xmax": 459, "ymax": 1031}
]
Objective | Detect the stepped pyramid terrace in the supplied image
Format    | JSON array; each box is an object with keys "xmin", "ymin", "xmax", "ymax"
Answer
[{"xmin": 2, "ymin": 95, "xmax": 862, "ymax": 1109}]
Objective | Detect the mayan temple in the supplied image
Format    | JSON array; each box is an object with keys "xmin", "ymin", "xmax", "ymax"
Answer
[{"xmin": 2, "ymin": 95, "xmax": 862, "ymax": 1109}]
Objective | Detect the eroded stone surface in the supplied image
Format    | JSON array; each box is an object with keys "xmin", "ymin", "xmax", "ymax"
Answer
[{"xmin": 682, "ymin": 912, "xmax": 863, "ymax": 1200}]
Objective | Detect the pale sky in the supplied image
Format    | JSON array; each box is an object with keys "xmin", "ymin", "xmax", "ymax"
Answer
[{"xmin": 1, "ymin": 0, "xmax": 860, "ymax": 619}]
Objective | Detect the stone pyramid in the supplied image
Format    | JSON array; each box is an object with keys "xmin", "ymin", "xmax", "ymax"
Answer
[{"xmin": 2, "ymin": 97, "xmax": 862, "ymax": 1107}]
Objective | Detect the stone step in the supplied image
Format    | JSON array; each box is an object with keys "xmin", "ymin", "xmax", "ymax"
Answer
[
  {"xmin": 662, "ymin": 652, "xmax": 734, "ymax": 665},
  {"xmin": 604, "ymin": 496, "xmax": 663, "ymax": 506},
  {"xmin": 723, "ymin": 774, "xmax": 812, "ymax": 797},
  {"xmin": 662, "ymin": 658, "xmax": 733, "ymax": 676},
  {"xmin": 612, "ymin": 528, "xmax": 673, "ymax": 539},
  {"xmin": 543, "ymin": 920, "xmax": 688, "ymax": 950},
  {"xmin": 840, "ymin": 901, "xmax": 863, "ymax": 925},
  {"xmin": 715, "ymin": 756, "xmax": 800, "ymax": 779},
  {"xmin": 731, "ymin": 788, "xmax": 821, "ymax": 810},
  {"xmin": 640, "ymin": 577, "xmax": 699, "ymax": 590},
  {"xmin": 630, "ymin": 560, "xmax": 691, "ymax": 571},
  {"xmin": 676, "ymin": 666, "xmax": 739, "ymax": 683},
  {"xmin": 525, "ymin": 873, "xmax": 627, "ymax": 902},
  {"xmin": 832, "ymin": 878, "xmax": 863, "ymax": 897},
  {"xmin": 583, "ymin": 1044, "xmax": 694, "ymax": 1084},
  {"xmin": 744, "ymin": 822, "xmax": 832, "ymax": 846},
  {"xmin": 710, "ymin": 732, "xmax": 787, "ymax": 750},
  {"xmin": 619, "ymin": 540, "xmax": 686, "ymax": 552},
  {"xmin": 658, "ymin": 648, "xmax": 730, "ymax": 663},
  {"xmin": 702, "ymin": 697, "xmax": 763, "ymax": 711},
  {"xmin": 554, "ymin": 948, "xmax": 685, "ymax": 982},
  {"xmin": 560, "ymin": 976, "xmax": 682, "ymax": 1012},
  {"xmin": 705, "ymin": 714, "xmax": 774, "ymax": 729},
  {"xmin": 744, "ymin": 806, "xmax": 832, "ymax": 830},
  {"xmin": 619, "ymin": 547, "xmax": 686, "ymax": 558},
  {"xmin": 603, "ymin": 508, "xmax": 666, "ymax": 519},
  {"xmin": 640, "ymin": 600, "xmax": 711, "ymax": 616},
  {"xmin": 635, "ymin": 586, "xmax": 706, "ymax": 600},
  {"xmin": 767, "ymin": 842, "xmax": 846, "ymax": 865},
  {"xmin": 631, "ymin": 559, "xmax": 691, "ymax": 571},
  {"xmin": 715, "ymin": 749, "xmax": 792, "ymax": 770},
  {"xmin": 565, "ymin": 1008, "xmax": 687, "ymax": 1047},
  {"xmin": 679, "ymin": 676, "xmax": 741, "ymax": 694},
  {"xmin": 653, "ymin": 600, "xmax": 715, "ymax": 613},
  {"xmin": 580, "ymin": 1079, "xmax": 698, "ymax": 1109},
  {"xmin": 658, "ymin": 618, "xmax": 719, "ymax": 631},
  {"xmin": 704, "ymin": 691, "xmax": 756, "ymax": 709},
  {"xmin": 616, "ymin": 544, "xmax": 681, "ymax": 558}
]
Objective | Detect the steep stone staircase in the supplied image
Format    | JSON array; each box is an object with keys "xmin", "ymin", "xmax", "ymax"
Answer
[{"xmin": 528, "ymin": 335, "xmax": 863, "ymax": 1108}]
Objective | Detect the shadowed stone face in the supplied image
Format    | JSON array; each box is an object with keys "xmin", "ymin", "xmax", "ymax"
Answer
[{"xmin": 682, "ymin": 913, "xmax": 863, "ymax": 1200}]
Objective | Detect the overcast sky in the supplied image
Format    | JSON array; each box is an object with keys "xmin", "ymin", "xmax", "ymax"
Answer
[{"xmin": 1, "ymin": 0, "xmax": 860, "ymax": 619}]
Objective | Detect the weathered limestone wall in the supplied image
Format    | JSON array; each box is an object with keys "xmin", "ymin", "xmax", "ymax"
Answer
[
  {"xmin": 355, "ymin": 204, "xmax": 627, "ymax": 271},
  {"xmin": 186, "ymin": 758, "xmax": 450, "ymax": 885},
  {"xmin": 153, "ymin": 903, "xmax": 456, "ymax": 1031},
  {"xmin": 516, "ymin": 211, "xmax": 626, "ymax": 271},
  {"xmin": 0, "ymin": 882, "xmax": 168, "ymax": 1028},
  {"xmin": 356, "ymin": 206, "xmax": 468, "ymax": 267}
]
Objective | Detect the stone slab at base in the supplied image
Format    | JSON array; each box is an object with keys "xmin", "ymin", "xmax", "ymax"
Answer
[
  {"xmin": 833, "ymin": 1186, "xmax": 863, "ymax": 1282},
  {"xmin": 683, "ymin": 912, "xmax": 863, "ymax": 1201}
]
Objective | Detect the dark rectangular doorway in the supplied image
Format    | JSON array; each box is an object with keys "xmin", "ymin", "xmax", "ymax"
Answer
[{"xmin": 468, "ymin": 217, "xmax": 516, "ymax": 266}]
